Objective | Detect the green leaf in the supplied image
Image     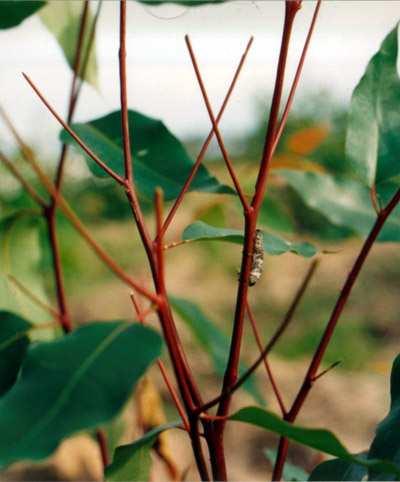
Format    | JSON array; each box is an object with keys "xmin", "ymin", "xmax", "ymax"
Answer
[
  {"xmin": 39, "ymin": 0, "xmax": 98, "ymax": 88},
  {"xmin": 265, "ymin": 449, "xmax": 308, "ymax": 481},
  {"xmin": 230, "ymin": 406, "xmax": 400, "ymax": 479},
  {"xmin": 0, "ymin": 322, "xmax": 162, "ymax": 468},
  {"xmin": 309, "ymin": 456, "xmax": 368, "ymax": 481},
  {"xmin": 0, "ymin": 311, "xmax": 31, "ymax": 397},
  {"xmin": 60, "ymin": 110, "xmax": 232, "ymax": 201},
  {"xmin": 346, "ymin": 24, "xmax": 400, "ymax": 187},
  {"xmin": 368, "ymin": 354, "xmax": 400, "ymax": 480},
  {"xmin": 259, "ymin": 197, "xmax": 295, "ymax": 234},
  {"xmin": 0, "ymin": 1, "xmax": 45, "ymax": 29},
  {"xmin": 281, "ymin": 171, "xmax": 400, "ymax": 242},
  {"xmin": 105, "ymin": 422, "xmax": 178, "ymax": 482},
  {"xmin": 170, "ymin": 296, "xmax": 265, "ymax": 405},
  {"xmin": 182, "ymin": 221, "xmax": 317, "ymax": 257}
]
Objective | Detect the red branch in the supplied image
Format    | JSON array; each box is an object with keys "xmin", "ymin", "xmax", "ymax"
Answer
[{"xmin": 272, "ymin": 188, "xmax": 400, "ymax": 480}]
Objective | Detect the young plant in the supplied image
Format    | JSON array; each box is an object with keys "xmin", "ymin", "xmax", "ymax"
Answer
[{"xmin": 0, "ymin": 1, "xmax": 400, "ymax": 481}]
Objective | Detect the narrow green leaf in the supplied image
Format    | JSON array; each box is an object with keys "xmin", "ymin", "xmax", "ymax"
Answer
[
  {"xmin": 105, "ymin": 422, "xmax": 179, "ymax": 482},
  {"xmin": 0, "ymin": 322, "xmax": 162, "ymax": 468},
  {"xmin": 182, "ymin": 221, "xmax": 317, "ymax": 258},
  {"xmin": 170, "ymin": 296, "xmax": 264, "ymax": 405},
  {"xmin": 265, "ymin": 449, "xmax": 308, "ymax": 481},
  {"xmin": 0, "ymin": 311, "xmax": 31, "ymax": 397},
  {"xmin": 308, "ymin": 455, "xmax": 368, "ymax": 481},
  {"xmin": 0, "ymin": 1, "xmax": 45, "ymax": 29},
  {"xmin": 368, "ymin": 354, "xmax": 400, "ymax": 480},
  {"xmin": 346, "ymin": 24, "xmax": 400, "ymax": 187},
  {"xmin": 60, "ymin": 110, "xmax": 232, "ymax": 201},
  {"xmin": 281, "ymin": 171, "xmax": 400, "ymax": 242},
  {"xmin": 230, "ymin": 407, "xmax": 400, "ymax": 478},
  {"xmin": 39, "ymin": 0, "xmax": 98, "ymax": 88}
]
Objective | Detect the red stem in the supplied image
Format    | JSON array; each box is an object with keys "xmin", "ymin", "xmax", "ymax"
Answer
[
  {"xmin": 119, "ymin": 0, "xmax": 134, "ymax": 185},
  {"xmin": 117, "ymin": 1, "xmax": 203, "ymax": 420},
  {"xmin": 252, "ymin": 1, "xmax": 301, "ymax": 212},
  {"xmin": 130, "ymin": 292, "xmax": 190, "ymax": 432},
  {"xmin": 154, "ymin": 189, "xmax": 210, "ymax": 481},
  {"xmin": 272, "ymin": 0, "xmax": 322, "ymax": 154},
  {"xmin": 272, "ymin": 188, "xmax": 400, "ymax": 480}
]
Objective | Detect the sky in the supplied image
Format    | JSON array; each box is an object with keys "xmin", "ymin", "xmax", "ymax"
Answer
[{"xmin": 0, "ymin": 1, "xmax": 400, "ymax": 156}]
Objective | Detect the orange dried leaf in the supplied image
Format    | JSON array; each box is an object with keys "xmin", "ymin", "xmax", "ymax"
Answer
[{"xmin": 286, "ymin": 124, "xmax": 330, "ymax": 155}]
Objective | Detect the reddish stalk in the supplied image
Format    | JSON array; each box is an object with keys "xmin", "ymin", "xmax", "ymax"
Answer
[
  {"xmin": 185, "ymin": 35, "xmax": 250, "ymax": 211},
  {"xmin": 154, "ymin": 189, "xmax": 210, "ymax": 481},
  {"xmin": 202, "ymin": 6, "xmax": 302, "ymax": 478},
  {"xmin": 118, "ymin": 0, "xmax": 202, "ymax": 410},
  {"xmin": 272, "ymin": 0, "xmax": 322, "ymax": 154},
  {"xmin": 246, "ymin": 302, "xmax": 286, "ymax": 416},
  {"xmin": 44, "ymin": 207, "xmax": 72, "ymax": 333},
  {"xmin": 272, "ymin": 188, "xmax": 400, "ymax": 480},
  {"xmin": 159, "ymin": 36, "xmax": 254, "ymax": 240},
  {"xmin": 69, "ymin": 0, "xmax": 103, "ymax": 113},
  {"xmin": 119, "ymin": 0, "xmax": 133, "ymax": 185},
  {"xmin": 130, "ymin": 292, "xmax": 190, "ymax": 432},
  {"xmin": 252, "ymin": 0, "xmax": 301, "ymax": 212}
]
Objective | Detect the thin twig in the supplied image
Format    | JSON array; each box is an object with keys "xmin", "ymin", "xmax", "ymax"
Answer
[
  {"xmin": 7, "ymin": 275, "xmax": 60, "ymax": 319},
  {"xmin": 0, "ymin": 149, "xmax": 46, "ymax": 207},
  {"xmin": 195, "ymin": 259, "xmax": 319, "ymax": 415},
  {"xmin": 185, "ymin": 35, "xmax": 250, "ymax": 211},
  {"xmin": 19, "ymin": 151, "xmax": 159, "ymax": 303},
  {"xmin": 159, "ymin": 36, "xmax": 254, "ymax": 239},
  {"xmin": 272, "ymin": 0, "xmax": 322, "ymax": 154},
  {"xmin": 246, "ymin": 302, "xmax": 286, "ymax": 416},
  {"xmin": 311, "ymin": 360, "xmax": 341, "ymax": 382},
  {"xmin": 119, "ymin": 0, "xmax": 133, "ymax": 185},
  {"xmin": 70, "ymin": 0, "xmax": 103, "ymax": 112},
  {"xmin": 22, "ymin": 73, "xmax": 124, "ymax": 185}
]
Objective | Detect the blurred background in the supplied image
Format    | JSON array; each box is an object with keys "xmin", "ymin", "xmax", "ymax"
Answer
[{"xmin": 1, "ymin": 1, "xmax": 400, "ymax": 480}]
